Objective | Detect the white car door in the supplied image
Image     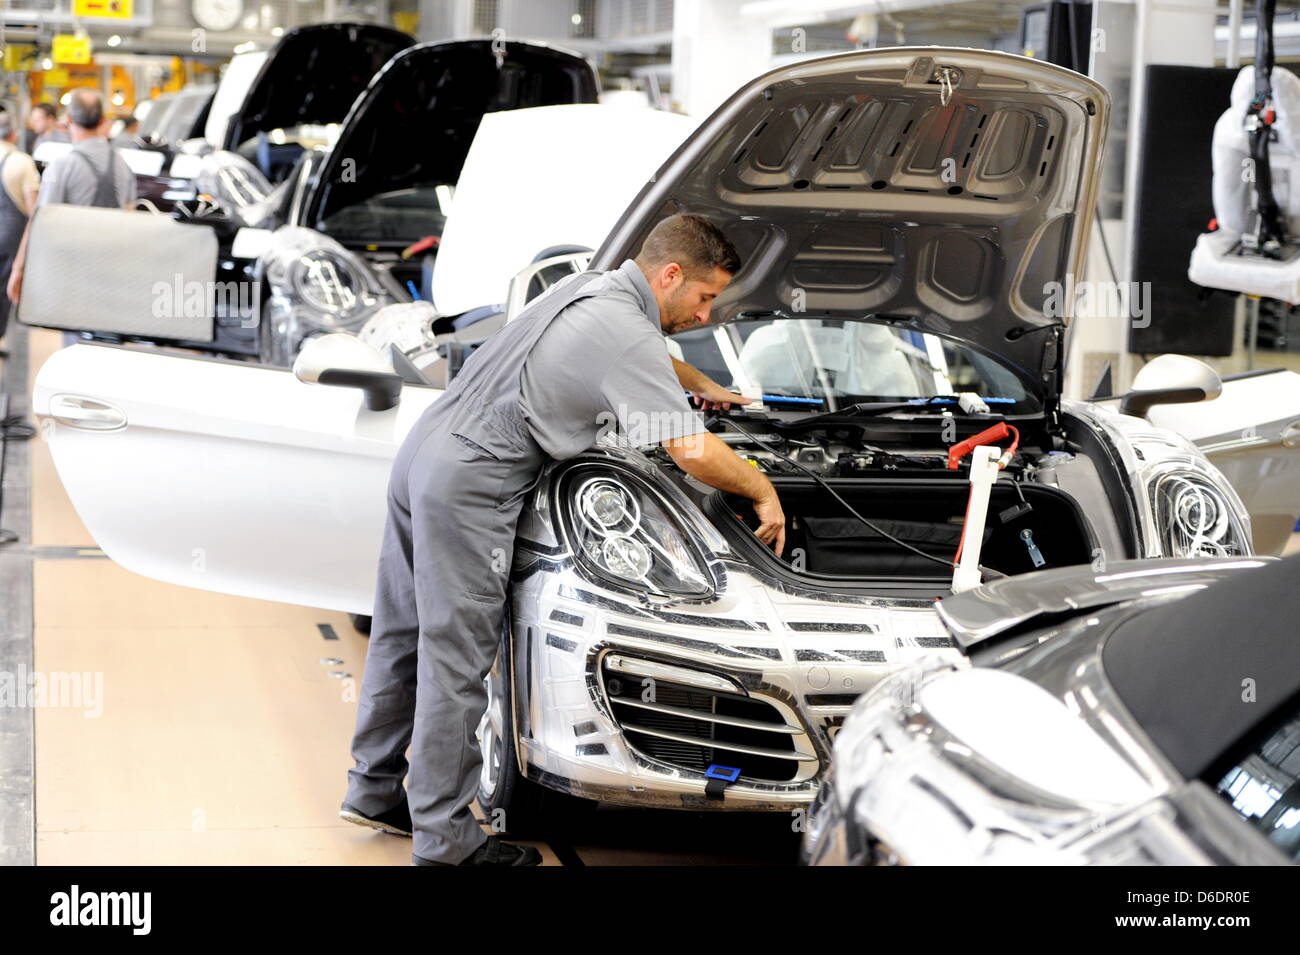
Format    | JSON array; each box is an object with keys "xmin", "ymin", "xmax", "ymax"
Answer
[{"xmin": 34, "ymin": 343, "xmax": 441, "ymax": 614}]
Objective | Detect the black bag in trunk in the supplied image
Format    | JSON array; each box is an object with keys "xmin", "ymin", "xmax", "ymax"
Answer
[{"xmin": 799, "ymin": 515, "xmax": 985, "ymax": 576}]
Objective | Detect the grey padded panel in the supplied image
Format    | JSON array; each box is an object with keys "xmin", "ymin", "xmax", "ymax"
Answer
[{"xmin": 18, "ymin": 204, "xmax": 218, "ymax": 342}]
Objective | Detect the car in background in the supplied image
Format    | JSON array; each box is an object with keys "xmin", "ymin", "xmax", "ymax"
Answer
[
  {"xmin": 129, "ymin": 85, "xmax": 217, "ymax": 211},
  {"xmin": 20, "ymin": 34, "xmax": 599, "ymax": 367},
  {"xmin": 801, "ymin": 555, "xmax": 1299, "ymax": 865},
  {"xmin": 30, "ymin": 48, "xmax": 1274, "ymax": 829}
]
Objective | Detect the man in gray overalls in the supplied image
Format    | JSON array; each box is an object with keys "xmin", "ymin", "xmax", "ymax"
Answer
[{"xmin": 341, "ymin": 214, "xmax": 788, "ymax": 865}]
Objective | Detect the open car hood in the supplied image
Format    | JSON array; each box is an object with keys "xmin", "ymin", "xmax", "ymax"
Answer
[
  {"xmin": 303, "ymin": 39, "xmax": 599, "ymax": 236},
  {"xmin": 221, "ymin": 22, "xmax": 413, "ymax": 151},
  {"xmin": 591, "ymin": 48, "xmax": 1109, "ymax": 397}
]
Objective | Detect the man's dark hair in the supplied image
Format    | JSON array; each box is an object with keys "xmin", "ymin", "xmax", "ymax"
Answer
[
  {"xmin": 32, "ymin": 102, "xmax": 58, "ymax": 121},
  {"xmin": 67, "ymin": 89, "xmax": 104, "ymax": 131},
  {"xmin": 634, "ymin": 213, "xmax": 742, "ymax": 281}
]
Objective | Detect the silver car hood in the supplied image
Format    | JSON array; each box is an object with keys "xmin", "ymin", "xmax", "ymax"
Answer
[
  {"xmin": 936, "ymin": 556, "xmax": 1275, "ymax": 649},
  {"xmin": 592, "ymin": 47, "xmax": 1109, "ymax": 395}
]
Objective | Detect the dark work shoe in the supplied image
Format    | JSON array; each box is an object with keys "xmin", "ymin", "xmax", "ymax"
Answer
[
  {"xmin": 413, "ymin": 836, "xmax": 542, "ymax": 866},
  {"xmin": 339, "ymin": 799, "xmax": 412, "ymax": 837}
]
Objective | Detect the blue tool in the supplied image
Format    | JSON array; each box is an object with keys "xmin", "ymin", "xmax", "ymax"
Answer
[{"xmin": 704, "ymin": 764, "xmax": 742, "ymax": 799}]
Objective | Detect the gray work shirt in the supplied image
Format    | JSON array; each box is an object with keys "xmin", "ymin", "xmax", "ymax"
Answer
[
  {"xmin": 37, "ymin": 138, "xmax": 136, "ymax": 208},
  {"xmin": 518, "ymin": 259, "xmax": 708, "ymax": 459}
]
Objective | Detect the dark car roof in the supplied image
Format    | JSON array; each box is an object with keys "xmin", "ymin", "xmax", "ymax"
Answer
[{"xmin": 1101, "ymin": 553, "xmax": 1300, "ymax": 779}]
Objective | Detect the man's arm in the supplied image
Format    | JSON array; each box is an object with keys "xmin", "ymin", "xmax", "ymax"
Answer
[
  {"xmin": 10, "ymin": 167, "xmax": 55, "ymax": 303},
  {"xmin": 6, "ymin": 218, "xmax": 31, "ymax": 304},
  {"xmin": 670, "ymin": 355, "xmax": 752, "ymax": 411},
  {"xmin": 662, "ymin": 430, "xmax": 785, "ymax": 556}
]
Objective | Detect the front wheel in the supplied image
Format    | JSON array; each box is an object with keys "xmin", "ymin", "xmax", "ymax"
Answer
[{"xmin": 476, "ymin": 624, "xmax": 595, "ymax": 837}]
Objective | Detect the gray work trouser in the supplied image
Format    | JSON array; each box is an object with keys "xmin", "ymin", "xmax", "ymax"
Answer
[{"xmin": 344, "ymin": 414, "xmax": 541, "ymax": 863}]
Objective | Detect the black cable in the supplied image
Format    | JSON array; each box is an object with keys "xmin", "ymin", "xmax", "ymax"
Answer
[
  {"xmin": 1095, "ymin": 203, "xmax": 1119, "ymax": 285},
  {"xmin": 711, "ymin": 416, "xmax": 956, "ymax": 570}
]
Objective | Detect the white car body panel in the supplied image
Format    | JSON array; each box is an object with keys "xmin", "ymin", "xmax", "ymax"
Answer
[
  {"xmin": 431, "ymin": 104, "xmax": 697, "ymax": 316},
  {"xmin": 34, "ymin": 344, "xmax": 439, "ymax": 614},
  {"xmin": 204, "ymin": 50, "xmax": 269, "ymax": 149},
  {"xmin": 1146, "ymin": 368, "xmax": 1300, "ymax": 443}
]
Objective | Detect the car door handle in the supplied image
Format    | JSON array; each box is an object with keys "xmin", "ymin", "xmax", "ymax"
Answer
[{"xmin": 49, "ymin": 394, "xmax": 127, "ymax": 431}]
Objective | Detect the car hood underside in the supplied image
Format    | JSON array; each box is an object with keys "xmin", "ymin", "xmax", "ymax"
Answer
[{"xmin": 593, "ymin": 48, "xmax": 1109, "ymax": 394}]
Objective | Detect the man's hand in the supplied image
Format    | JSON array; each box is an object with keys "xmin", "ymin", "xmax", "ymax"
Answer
[
  {"xmin": 670, "ymin": 355, "xmax": 752, "ymax": 411},
  {"xmin": 688, "ymin": 381, "xmax": 751, "ymax": 412},
  {"xmin": 662, "ymin": 430, "xmax": 786, "ymax": 557},
  {"xmin": 6, "ymin": 265, "xmax": 21, "ymax": 304},
  {"xmin": 751, "ymin": 492, "xmax": 786, "ymax": 557}
]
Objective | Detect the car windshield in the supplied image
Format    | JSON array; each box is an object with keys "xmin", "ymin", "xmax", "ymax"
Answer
[
  {"xmin": 319, "ymin": 184, "xmax": 449, "ymax": 246},
  {"xmin": 1214, "ymin": 703, "xmax": 1300, "ymax": 862},
  {"xmin": 669, "ymin": 317, "xmax": 1039, "ymax": 413}
]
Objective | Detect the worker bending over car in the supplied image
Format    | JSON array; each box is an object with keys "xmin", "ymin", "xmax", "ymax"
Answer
[{"xmin": 340, "ymin": 213, "xmax": 786, "ymax": 866}]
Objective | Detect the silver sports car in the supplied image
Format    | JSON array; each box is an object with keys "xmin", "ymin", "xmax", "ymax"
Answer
[{"xmin": 801, "ymin": 555, "xmax": 1299, "ymax": 865}]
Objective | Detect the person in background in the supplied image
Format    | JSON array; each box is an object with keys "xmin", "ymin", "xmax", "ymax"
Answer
[
  {"xmin": 6, "ymin": 89, "xmax": 136, "ymax": 309},
  {"xmin": 0, "ymin": 111, "xmax": 40, "ymax": 355},
  {"xmin": 111, "ymin": 115, "xmax": 140, "ymax": 147},
  {"xmin": 26, "ymin": 102, "xmax": 68, "ymax": 152}
]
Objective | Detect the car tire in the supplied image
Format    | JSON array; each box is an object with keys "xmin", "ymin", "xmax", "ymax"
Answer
[
  {"xmin": 476, "ymin": 621, "xmax": 595, "ymax": 838},
  {"xmin": 349, "ymin": 613, "xmax": 371, "ymax": 636}
]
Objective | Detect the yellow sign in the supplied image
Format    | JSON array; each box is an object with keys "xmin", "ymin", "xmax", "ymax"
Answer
[
  {"xmin": 72, "ymin": 0, "xmax": 133, "ymax": 19},
  {"xmin": 43, "ymin": 68, "xmax": 71, "ymax": 88},
  {"xmin": 52, "ymin": 35, "xmax": 93, "ymax": 65},
  {"xmin": 3, "ymin": 43, "xmax": 36, "ymax": 72}
]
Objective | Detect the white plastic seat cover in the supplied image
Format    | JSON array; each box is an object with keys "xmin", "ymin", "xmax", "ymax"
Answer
[{"xmin": 1189, "ymin": 66, "xmax": 1300, "ymax": 300}]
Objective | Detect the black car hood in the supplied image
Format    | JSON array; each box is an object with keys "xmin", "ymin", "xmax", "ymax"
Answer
[
  {"xmin": 304, "ymin": 39, "xmax": 599, "ymax": 234},
  {"xmin": 222, "ymin": 22, "xmax": 414, "ymax": 151},
  {"xmin": 592, "ymin": 48, "xmax": 1109, "ymax": 397}
]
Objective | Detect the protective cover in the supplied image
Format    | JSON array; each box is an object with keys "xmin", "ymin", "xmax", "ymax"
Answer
[
  {"xmin": 1189, "ymin": 227, "xmax": 1300, "ymax": 301},
  {"xmin": 1210, "ymin": 66, "xmax": 1300, "ymax": 236},
  {"xmin": 1189, "ymin": 66, "xmax": 1300, "ymax": 300},
  {"xmin": 17, "ymin": 205, "xmax": 218, "ymax": 342}
]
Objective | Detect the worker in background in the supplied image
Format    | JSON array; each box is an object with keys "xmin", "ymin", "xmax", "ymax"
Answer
[
  {"xmin": 6, "ymin": 89, "xmax": 137, "ymax": 309},
  {"xmin": 26, "ymin": 102, "xmax": 68, "ymax": 152},
  {"xmin": 111, "ymin": 115, "xmax": 140, "ymax": 148},
  {"xmin": 0, "ymin": 110, "xmax": 40, "ymax": 355}
]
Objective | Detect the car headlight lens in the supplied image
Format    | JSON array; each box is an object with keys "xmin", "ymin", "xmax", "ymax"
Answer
[
  {"xmin": 562, "ymin": 469, "xmax": 715, "ymax": 598},
  {"xmin": 291, "ymin": 249, "xmax": 364, "ymax": 320},
  {"xmin": 1149, "ymin": 469, "xmax": 1249, "ymax": 557}
]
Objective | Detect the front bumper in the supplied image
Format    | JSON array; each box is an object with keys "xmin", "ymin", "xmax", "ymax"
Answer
[{"xmin": 507, "ymin": 561, "xmax": 963, "ymax": 810}]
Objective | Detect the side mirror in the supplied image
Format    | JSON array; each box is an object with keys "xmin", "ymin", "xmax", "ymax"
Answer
[
  {"xmin": 1120, "ymin": 354, "xmax": 1223, "ymax": 417},
  {"xmin": 504, "ymin": 250, "xmax": 592, "ymax": 321},
  {"xmin": 294, "ymin": 333, "xmax": 403, "ymax": 411}
]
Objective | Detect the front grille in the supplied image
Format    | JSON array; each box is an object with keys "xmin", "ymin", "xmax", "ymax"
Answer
[{"xmin": 600, "ymin": 658, "xmax": 815, "ymax": 782}]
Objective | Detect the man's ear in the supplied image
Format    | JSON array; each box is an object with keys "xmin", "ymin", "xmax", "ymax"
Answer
[{"xmin": 659, "ymin": 261, "xmax": 683, "ymax": 291}]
